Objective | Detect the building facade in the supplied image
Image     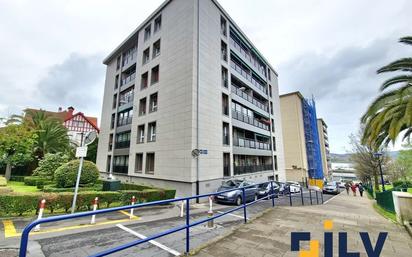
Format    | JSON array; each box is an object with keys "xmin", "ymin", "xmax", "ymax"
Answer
[
  {"xmin": 96, "ymin": 0, "xmax": 286, "ymax": 197},
  {"xmin": 317, "ymin": 118, "xmax": 331, "ymax": 179},
  {"xmin": 279, "ymin": 92, "xmax": 323, "ymax": 187}
]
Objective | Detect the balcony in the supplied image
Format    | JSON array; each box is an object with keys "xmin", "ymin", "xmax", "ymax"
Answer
[
  {"xmin": 115, "ymin": 141, "xmax": 130, "ymax": 149},
  {"xmin": 234, "ymin": 164, "xmax": 273, "ymax": 175},
  {"xmin": 113, "ymin": 165, "xmax": 128, "ymax": 174},
  {"xmin": 121, "ymin": 73, "xmax": 136, "ymax": 87},
  {"xmin": 233, "ymin": 136, "xmax": 271, "ymax": 151},
  {"xmin": 229, "ymin": 35, "xmax": 267, "ymax": 80},
  {"xmin": 230, "ymin": 59, "xmax": 267, "ymax": 96},
  {"xmin": 117, "ymin": 117, "xmax": 133, "ymax": 127},
  {"xmin": 122, "ymin": 51, "xmax": 137, "ymax": 69},
  {"xmin": 231, "ymin": 110, "xmax": 270, "ymax": 131},
  {"xmin": 231, "ymin": 86, "xmax": 268, "ymax": 113}
]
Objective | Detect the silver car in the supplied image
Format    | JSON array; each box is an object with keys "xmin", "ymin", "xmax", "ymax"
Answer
[{"xmin": 323, "ymin": 181, "xmax": 339, "ymax": 194}]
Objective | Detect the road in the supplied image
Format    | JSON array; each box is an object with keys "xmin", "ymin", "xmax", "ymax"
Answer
[{"xmin": 1, "ymin": 189, "xmax": 340, "ymax": 257}]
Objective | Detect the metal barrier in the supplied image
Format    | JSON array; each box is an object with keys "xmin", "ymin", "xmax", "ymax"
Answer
[{"xmin": 19, "ymin": 181, "xmax": 324, "ymax": 257}]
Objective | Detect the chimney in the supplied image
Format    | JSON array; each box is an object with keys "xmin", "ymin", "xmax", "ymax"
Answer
[{"xmin": 67, "ymin": 106, "xmax": 75, "ymax": 118}]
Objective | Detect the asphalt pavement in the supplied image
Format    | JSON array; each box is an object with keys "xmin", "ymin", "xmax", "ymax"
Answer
[{"xmin": 0, "ymin": 189, "xmax": 339, "ymax": 257}]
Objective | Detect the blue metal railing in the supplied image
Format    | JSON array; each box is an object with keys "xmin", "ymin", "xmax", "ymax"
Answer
[{"xmin": 19, "ymin": 181, "xmax": 324, "ymax": 257}]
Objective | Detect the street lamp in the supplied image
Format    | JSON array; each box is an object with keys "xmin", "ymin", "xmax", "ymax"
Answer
[{"xmin": 373, "ymin": 152, "xmax": 386, "ymax": 192}]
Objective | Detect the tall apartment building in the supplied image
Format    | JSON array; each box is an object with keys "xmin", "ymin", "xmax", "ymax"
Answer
[
  {"xmin": 96, "ymin": 0, "xmax": 286, "ymax": 197},
  {"xmin": 317, "ymin": 118, "xmax": 331, "ymax": 179},
  {"xmin": 279, "ymin": 92, "xmax": 324, "ymax": 187}
]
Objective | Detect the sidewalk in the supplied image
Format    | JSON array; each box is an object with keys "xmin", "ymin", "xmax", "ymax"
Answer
[{"xmin": 194, "ymin": 193, "xmax": 412, "ymax": 257}]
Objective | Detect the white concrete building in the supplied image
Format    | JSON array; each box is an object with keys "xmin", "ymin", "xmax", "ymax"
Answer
[{"xmin": 96, "ymin": 0, "xmax": 286, "ymax": 197}]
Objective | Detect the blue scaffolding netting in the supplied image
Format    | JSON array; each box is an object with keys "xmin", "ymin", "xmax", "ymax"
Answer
[{"xmin": 302, "ymin": 97, "xmax": 324, "ymax": 180}]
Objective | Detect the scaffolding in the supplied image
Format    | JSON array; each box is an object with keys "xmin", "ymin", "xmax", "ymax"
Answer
[{"xmin": 302, "ymin": 97, "xmax": 324, "ymax": 184}]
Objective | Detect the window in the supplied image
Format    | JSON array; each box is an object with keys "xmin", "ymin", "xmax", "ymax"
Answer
[
  {"xmin": 143, "ymin": 48, "xmax": 150, "ymax": 64},
  {"xmin": 119, "ymin": 86, "xmax": 134, "ymax": 106},
  {"xmin": 221, "ymin": 41, "xmax": 227, "ymax": 62},
  {"xmin": 108, "ymin": 134, "xmax": 113, "ymax": 151},
  {"xmin": 272, "ymin": 137, "xmax": 276, "ymax": 151},
  {"xmin": 137, "ymin": 125, "xmax": 145, "ymax": 143},
  {"xmin": 122, "ymin": 45, "xmax": 137, "ymax": 67},
  {"xmin": 270, "ymin": 102, "xmax": 274, "ymax": 115},
  {"xmin": 269, "ymin": 85, "xmax": 272, "ymax": 98},
  {"xmin": 116, "ymin": 56, "xmax": 121, "ymax": 70},
  {"xmin": 221, "ymin": 67, "xmax": 228, "ymax": 88},
  {"xmin": 115, "ymin": 75, "xmax": 119, "ymax": 89},
  {"xmin": 222, "ymin": 93, "xmax": 229, "ymax": 115},
  {"xmin": 153, "ymin": 40, "xmax": 161, "ymax": 58},
  {"xmin": 110, "ymin": 113, "xmax": 115, "ymax": 129},
  {"xmin": 151, "ymin": 65, "xmax": 159, "ymax": 85},
  {"xmin": 148, "ymin": 122, "xmax": 156, "ymax": 142},
  {"xmin": 268, "ymin": 68, "xmax": 271, "ymax": 81},
  {"xmin": 271, "ymin": 119, "xmax": 275, "ymax": 132},
  {"xmin": 223, "ymin": 153, "xmax": 230, "ymax": 177},
  {"xmin": 117, "ymin": 108, "xmax": 133, "ymax": 126},
  {"xmin": 144, "ymin": 25, "xmax": 151, "ymax": 41},
  {"xmin": 154, "ymin": 16, "xmax": 162, "ymax": 33},
  {"xmin": 274, "ymin": 155, "xmax": 278, "ymax": 171},
  {"xmin": 115, "ymin": 131, "xmax": 131, "ymax": 149},
  {"xmin": 112, "ymin": 94, "xmax": 117, "ymax": 109},
  {"xmin": 223, "ymin": 122, "xmax": 230, "ymax": 145},
  {"xmin": 135, "ymin": 153, "xmax": 143, "ymax": 173},
  {"xmin": 221, "ymin": 16, "xmax": 227, "ymax": 36},
  {"xmin": 146, "ymin": 153, "xmax": 155, "ymax": 174},
  {"xmin": 149, "ymin": 93, "xmax": 158, "ymax": 113},
  {"xmin": 141, "ymin": 72, "xmax": 148, "ymax": 90},
  {"xmin": 106, "ymin": 155, "xmax": 111, "ymax": 172},
  {"xmin": 139, "ymin": 98, "xmax": 147, "ymax": 116},
  {"xmin": 113, "ymin": 155, "xmax": 129, "ymax": 174}
]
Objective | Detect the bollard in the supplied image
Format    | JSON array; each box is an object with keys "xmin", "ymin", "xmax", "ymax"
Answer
[
  {"xmin": 90, "ymin": 197, "xmax": 99, "ymax": 224},
  {"xmin": 289, "ymin": 190, "xmax": 292, "ymax": 206},
  {"xmin": 207, "ymin": 210, "xmax": 214, "ymax": 228},
  {"xmin": 300, "ymin": 187, "xmax": 304, "ymax": 206},
  {"xmin": 316, "ymin": 190, "xmax": 319, "ymax": 204},
  {"xmin": 180, "ymin": 200, "xmax": 185, "ymax": 218},
  {"xmin": 34, "ymin": 199, "xmax": 46, "ymax": 232},
  {"xmin": 130, "ymin": 196, "xmax": 136, "ymax": 219},
  {"xmin": 309, "ymin": 190, "xmax": 313, "ymax": 205},
  {"xmin": 208, "ymin": 196, "xmax": 213, "ymax": 213}
]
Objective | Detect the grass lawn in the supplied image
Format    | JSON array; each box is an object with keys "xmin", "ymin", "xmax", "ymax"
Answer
[
  {"xmin": 7, "ymin": 181, "xmax": 40, "ymax": 193},
  {"xmin": 373, "ymin": 203, "xmax": 397, "ymax": 223}
]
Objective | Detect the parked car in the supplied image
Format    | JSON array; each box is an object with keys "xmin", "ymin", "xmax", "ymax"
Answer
[
  {"xmin": 274, "ymin": 181, "xmax": 290, "ymax": 195},
  {"xmin": 286, "ymin": 181, "xmax": 301, "ymax": 193},
  {"xmin": 323, "ymin": 181, "xmax": 340, "ymax": 194},
  {"xmin": 257, "ymin": 182, "xmax": 280, "ymax": 199},
  {"xmin": 215, "ymin": 179, "xmax": 258, "ymax": 205}
]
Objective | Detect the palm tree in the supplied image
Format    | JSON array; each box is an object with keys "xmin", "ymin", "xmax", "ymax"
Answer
[
  {"xmin": 24, "ymin": 110, "xmax": 70, "ymax": 159},
  {"xmin": 361, "ymin": 36, "xmax": 412, "ymax": 149}
]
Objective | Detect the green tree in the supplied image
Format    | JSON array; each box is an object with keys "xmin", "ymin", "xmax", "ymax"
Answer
[
  {"xmin": 0, "ymin": 125, "xmax": 36, "ymax": 180},
  {"xmin": 54, "ymin": 160, "xmax": 99, "ymax": 188},
  {"xmin": 25, "ymin": 110, "xmax": 70, "ymax": 159},
  {"xmin": 33, "ymin": 153, "xmax": 70, "ymax": 179},
  {"xmin": 395, "ymin": 147, "xmax": 412, "ymax": 179},
  {"xmin": 361, "ymin": 36, "xmax": 412, "ymax": 149},
  {"xmin": 85, "ymin": 137, "xmax": 98, "ymax": 163}
]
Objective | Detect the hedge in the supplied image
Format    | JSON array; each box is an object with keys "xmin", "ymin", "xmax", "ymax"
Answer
[
  {"xmin": 54, "ymin": 160, "xmax": 99, "ymax": 188},
  {"xmin": 0, "ymin": 189, "xmax": 176, "ymax": 216},
  {"xmin": 42, "ymin": 184, "xmax": 103, "ymax": 193},
  {"xmin": 24, "ymin": 176, "xmax": 52, "ymax": 187},
  {"xmin": 119, "ymin": 183, "xmax": 152, "ymax": 191},
  {"xmin": 393, "ymin": 180, "xmax": 412, "ymax": 188},
  {"xmin": 9, "ymin": 176, "xmax": 26, "ymax": 182}
]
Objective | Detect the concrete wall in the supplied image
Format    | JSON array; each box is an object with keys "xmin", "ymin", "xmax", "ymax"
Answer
[
  {"xmin": 392, "ymin": 191, "xmax": 412, "ymax": 225},
  {"xmin": 317, "ymin": 119, "xmax": 329, "ymax": 179},
  {"xmin": 280, "ymin": 93, "xmax": 308, "ymax": 181}
]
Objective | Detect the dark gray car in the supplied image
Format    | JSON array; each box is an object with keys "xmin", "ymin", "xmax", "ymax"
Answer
[
  {"xmin": 257, "ymin": 182, "xmax": 280, "ymax": 199},
  {"xmin": 215, "ymin": 179, "xmax": 258, "ymax": 205}
]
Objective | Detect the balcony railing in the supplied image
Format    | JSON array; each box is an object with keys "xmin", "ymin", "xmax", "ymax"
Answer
[
  {"xmin": 231, "ymin": 86, "xmax": 268, "ymax": 113},
  {"xmin": 121, "ymin": 73, "xmax": 136, "ymax": 86},
  {"xmin": 115, "ymin": 141, "xmax": 130, "ymax": 149},
  {"xmin": 234, "ymin": 164, "xmax": 273, "ymax": 175},
  {"xmin": 117, "ymin": 117, "xmax": 133, "ymax": 127},
  {"xmin": 233, "ymin": 137, "xmax": 271, "ymax": 151},
  {"xmin": 231, "ymin": 110, "xmax": 270, "ymax": 131},
  {"xmin": 119, "ymin": 94, "xmax": 134, "ymax": 106},
  {"xmin": 230, "ymin": 59, "xmax": 267, "ymax": 94},
  {"xmin": 229, "ymin": 36, "xmax": 266, "ymax": 77},
  {"xmin": 113, "ymin": 165, "xmax": 128, "ymax": 174}
]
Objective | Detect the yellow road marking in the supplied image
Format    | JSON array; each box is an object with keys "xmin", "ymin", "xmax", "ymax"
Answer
[
  {"xmin": 3, "ymin": 220, "xmax": 19, "ymax": 238},
  {"xmin": 4, "ymin": 214, "xmax": 140, "ymax": 238},
  {"xmin": 118, "ymin": 210, "xmax": 138, "ymax": 219}
]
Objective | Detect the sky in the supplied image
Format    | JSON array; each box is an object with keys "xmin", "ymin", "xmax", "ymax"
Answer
[{"xmin": 0, "ymin": 0, "xmax": 411, "ymax": 154}]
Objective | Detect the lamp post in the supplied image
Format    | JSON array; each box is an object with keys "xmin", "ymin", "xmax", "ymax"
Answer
[{"xmin": 373, "ymin": 152, "xmax": 385, "ymax": 192}]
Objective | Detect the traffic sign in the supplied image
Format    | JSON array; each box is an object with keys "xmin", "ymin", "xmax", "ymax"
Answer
[{"xmin": 75, "ymin": 146, "xmax": 88, "ymax": 158}]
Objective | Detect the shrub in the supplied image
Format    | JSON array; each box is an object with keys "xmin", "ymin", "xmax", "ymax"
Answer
[
  {"xmin": 54, "ymin": 160, "xmax": 99, "ymax": 188},
  {"xmin": 9, "ymin": 176, "xmax": 25, "ymax": 182},
  {"xmin": 0, "ymin": 176, "xmax": 7, "ymax": 187},
  {"xmin": 42, "ymin": 183, "xmax": 102, "ymax": 193},
  {"xmin": 33, "ymin": 153, "xmax": 69, "ymax": 179},
  {"xmin": 393, "ymin": 180, "xmax": 412, "ymax": 188},
  {"xmin": 24, "ymin": 176, "xmax": 52, "ymax": 187}
]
